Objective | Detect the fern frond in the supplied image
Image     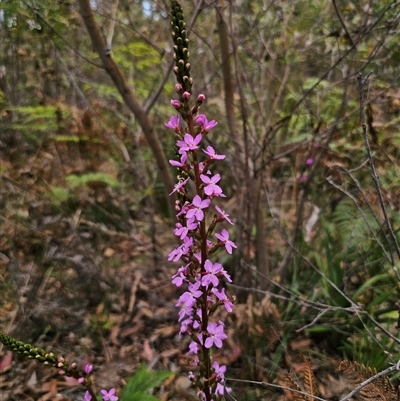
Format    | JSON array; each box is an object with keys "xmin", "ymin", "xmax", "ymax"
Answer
[
  {"xmin": 302, "ymin": 356, "xmax": 318, "ymax": 401},
  {"xmin": 285, "ymin": 374, "xmax": 307, "ymax": 401},
  {"xmin": 339, "ymin": 360, "xmax": 395, "ymax": 401},
  {"xmin": 285, "ymin": 358, "xmax": 318, "ymax": 401}
]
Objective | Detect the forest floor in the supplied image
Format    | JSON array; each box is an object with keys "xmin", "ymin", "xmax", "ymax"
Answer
[{"xmin": 0, "ymin": 142, "xmax": 359, "ymax": 401}]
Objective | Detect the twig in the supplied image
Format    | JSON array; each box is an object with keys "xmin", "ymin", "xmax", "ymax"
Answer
[
  {"xmin": 226, "ymin": 378, "xmax": 327, "ymax": 401},
  {"xmin": 339, "ymin": 364, "xmax": 398, "ymax": 401},
  {"xmin": 331, "ymin": 0, "xmax": 354, "ymax": 46}
]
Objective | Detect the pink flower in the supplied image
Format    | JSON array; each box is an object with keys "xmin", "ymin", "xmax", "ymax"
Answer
[
  {"xmin": 169, "ymin": 177, "xmax": 189, "ymax": 196},
  {"xmin": 165, "ymin": 115, "xmax": 180, "ymax": 130},
  {"xmin": 212, "ymin": 361, "xmax": 227, "ymax": 378},
  {"xmin": 204, "ymin": 119, "xmax": 217, "ymax": 131},
  {"xmin": 101, "ymin": 388, "xmax": 118, "ymax": 401},
  {"xmin": 177, "ymin": 133, "xmax": 202, "ymax": 152},
  {"xmin": 215, "ymin": 229, "xmax": 237, "ymax": 254},
  {"xmin": 168, "ymin": 237, "xmax": 193, "ymax": 262},
  {"xmin": 201, "ymin": 259, "xmax": 222, "ymax": 287},
  {"xmin": 178, "ymin": 302, "xmax": 193, "ymax": 322},
  {"xmin": 197, "ymin": 94, "xmax": 206, "ymax": 102},
  {"xmin": 215, "ymin": 205, "xmax": 234, "ymax": 225},
  {"xmin": 306, "ymin": 157, "xmax": 314, "ymax": 165},
  {"xmin": 203, "ymin": 146, "xmax": 225, "ymax": 160},
  {"xmin": 212, "ymin": 288, "xmax": 234, "ymax": 312},
  {"xmin": 183, "ymin": 91, "xmax": 191, "ymax": 99},
  {"xmin": 169, "ymin": 152, "xmax": 187, "ymax": 168},
  {"xmin": 186, "ymin": 195, "xmax": 210, "ymax": 221},
  {"xmin": 188, "ymin": 341, "xmax": 200, "ymax": 354},
  {"xmin": 204, "ymin": 322, "xmax": 227, "ymax": 348},
  {"xmin": 84, "ymin": 391, "xmax": 92, "ymax": 401},
  {"xmin": 195, "ymin": 114, "xmax": 217, "ymax": 131},
  {"xmin": 200, "ymin": 174, "xmax": 224, "ymax": 197},
  {"xmin": 177, "ymin": 281, "xmax": 203, "ymax": 308}
]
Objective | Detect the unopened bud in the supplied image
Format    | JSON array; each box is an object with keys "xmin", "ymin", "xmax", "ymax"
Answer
[{"xmin": 171, "ymin": 99, "xmax": 181, "ymax": 109}]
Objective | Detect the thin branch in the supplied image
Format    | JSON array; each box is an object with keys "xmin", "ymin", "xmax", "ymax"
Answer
[
  {"xmin": 358, "ymin": 72, "xmax": 400, "ymax": 275},
  {"xmin": 331, "ymin": 0, "xmax": 354, "ymax": 46},
  {"xmin": 339, "ymin": 364, "xmax": 398, "ymax": 401},
  {"xmin": 226, "ymin": 378, "xmax": 327, "ymax": 401}
]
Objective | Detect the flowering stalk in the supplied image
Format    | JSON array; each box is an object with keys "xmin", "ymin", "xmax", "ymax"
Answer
[
  {"xmin": 0, "ymin": 331, "xmax": 117, "ymax": 401},
  {"xmin": 167, "ymin": 2, "xmax": 236, "ymax": 400}
]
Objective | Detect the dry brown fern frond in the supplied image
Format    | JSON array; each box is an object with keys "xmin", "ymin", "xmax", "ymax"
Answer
[
  {"xmin": 285, "ymin": 357, "xmax": 318, "ymax": 401},
  {"xmin": 339, "ymin": 360, "xmax": 397, "ymax": 401}
]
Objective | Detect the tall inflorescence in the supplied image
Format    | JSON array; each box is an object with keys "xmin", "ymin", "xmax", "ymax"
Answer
[{"xmin": 166, "ymin": 2, "xmax": 236, "ymax": 400}]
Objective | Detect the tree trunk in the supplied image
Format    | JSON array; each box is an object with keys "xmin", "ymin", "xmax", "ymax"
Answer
[{"xmin": 77, "ymin": 0, "xmax": 176, "ymax": 218}]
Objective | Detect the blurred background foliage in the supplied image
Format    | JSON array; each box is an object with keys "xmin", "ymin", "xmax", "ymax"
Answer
[{"xmin": 2, "ymin": 0, "xmax": 400, "ymax": 399}]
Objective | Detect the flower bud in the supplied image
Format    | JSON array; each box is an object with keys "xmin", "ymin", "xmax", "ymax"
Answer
[
  {"xmin": 171, "ymin": 99, "xmax": 181, "ymax": 109},
  {"xmin": 195, "ymin": 114, "xmax": 207, "ymax": 126}
]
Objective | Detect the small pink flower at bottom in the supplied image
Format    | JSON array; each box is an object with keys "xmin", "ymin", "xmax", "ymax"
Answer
[
  {"xmin": 101, "ymin": 388, "xmax": 118, "ymax": 401},
  {"xmin": 84, "ymin": 391, "xmax": 92, "ymax": 401},
  {"xmin": 216, "ymin": 382, "xmax": 232, "ymax": 396}
]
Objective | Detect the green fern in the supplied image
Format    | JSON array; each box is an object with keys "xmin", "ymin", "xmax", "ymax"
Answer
[{"xmin": 120, "ymin": 364, "xmax": 172, "ymax": 401}]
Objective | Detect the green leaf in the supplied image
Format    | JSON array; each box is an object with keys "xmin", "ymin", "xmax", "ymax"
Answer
[{"xmin": 120, "ymin": 364, "xmax": 173, "ymax": 401}]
